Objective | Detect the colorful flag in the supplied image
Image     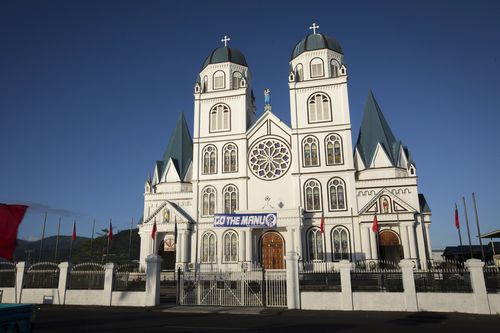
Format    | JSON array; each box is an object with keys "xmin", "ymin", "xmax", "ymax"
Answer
[
  {"xmin": 0, "ymin": 204, "xmax": 28, "ymax": 260},
  {"xmin": 108, "ymin": 221, "xmax": 113, "ymax": 241},
  {"xmin": 72, "ymin": 220, "xmax": 77, "ymax": 241},
  {"xmin": 320, "ymin": 212, "xmax": 325, "ymax": 234},
  {"xmin": 455, "ymin": 204, "xmax": 460, "ymax": 229},
  {"xmin": 151, "ymin": 221, "xmax": 157, "ymax": 240},
  {"xmin": 372, "ymin": 213, "xmax": 378, "ymax": 233}
]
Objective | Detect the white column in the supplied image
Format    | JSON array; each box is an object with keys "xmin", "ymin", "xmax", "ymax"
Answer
[
  {"xmin": 245, "ymin": 229, "xmax": 252, "ymax": 262},
  {"xmin": 361, "ymin": 224, "xmax": 371, "ymax": 260},
  {"xmin": 408, "ymin": 223, "xmax": 418, "ymax": 260},
  {"xmin": 181, "ymin": 231, "xmax": 189, "ymax": 263},
  {"xmin": 104, "ymin": 263, "xmax": 115, "ymax": 306},
  {"xmin": 175, "ymin": 233, "xmax": 182, "ymax": 264},
  {"xmin": 369, "ymin": 228, "xmax": 378, "ymax": 260},
  {"xmin": 339, "ymin": 260, "xmax": 353, "ymax": 310},
  {"xmin": 239, "ymin": 230, "xmax": 246, "ymax": 262},
  {"xmin": 57, "ymin": 262, "xmax": 71, "ymax": 305},
  {"xmin": 15, "ymin": 262, "xmax": 26, "ymax": 304},
  {"xmin": 400, "ymin": 225, "xmax": 410, "ymax": 259},
  {"xmin": 285, "ymin": 251, "xmax": 300, "ymax": 309},
  {"xmin": 145, "ymin": 254, "xmax": 162, "ymax": 307},
  {"xmin": 399, "ymin": 259, "xmax": 418, "ymax": 311},
  {"xmin": 425, "ymin": 223, "xmax": 432, "ymax": 260},
  {"xmin": 465, "ymin": 259, "xmax": 490, "ymax": 314}
]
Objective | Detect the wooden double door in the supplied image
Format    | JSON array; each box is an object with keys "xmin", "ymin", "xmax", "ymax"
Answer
[{"xmin": 261, "ymin": 232, "xmax": 284, "ymax": 269}]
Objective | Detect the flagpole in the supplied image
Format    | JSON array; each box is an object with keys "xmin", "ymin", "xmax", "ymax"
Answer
[
  {"xmin": 69, "ymin": 219, "xmax": 75, "ymax": 262},
  {"xmin": 455, "ymin": 203, "xmax": 464, "ymax": 261},
  {"xmin": 54, "ymin": 217, "xmax": 61, "ymax": 262},
  {"xmin": 350, "ymin": 208, "xmax": 356, "ymax": 261},
  {"xmin": 90, "ymin": 219, "xmax": 95, "ymax": 261},
  {"xmin": 472, "ymin": 192, "xmax": 485, "ymax": 262},
  {"xmin": 462, "ymin": 197, "xmax": 473, "ymax": 258},
  {"xmin": 128, "ymin": 217, "xmax": 133, "ymax": 260},
  {"xmin": 38, "ymin": 212, "xmax": 47, "ymax": 262},
  {"xmin": 107, "ymin": 218, "xmax": 112, "ymax": 259}
]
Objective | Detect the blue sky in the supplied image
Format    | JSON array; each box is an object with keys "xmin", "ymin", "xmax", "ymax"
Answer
[{"xmin": 1, "ymin": 0, "xmax": 499, "ymax": 250}]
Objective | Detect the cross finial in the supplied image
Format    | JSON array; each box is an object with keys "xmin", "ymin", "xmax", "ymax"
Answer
[
  {"xmin": 309, "ymin": 22, "xmax": 320, "ymax": 35},
  {"xmin": 221, "ymin": 35, "xmax": 230, "ymax": 47}
]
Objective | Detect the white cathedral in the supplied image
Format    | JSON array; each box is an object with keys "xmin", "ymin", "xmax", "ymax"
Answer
[{"xmin": 138, "ymin": 26, "xmax": 433, "ymax": 271}]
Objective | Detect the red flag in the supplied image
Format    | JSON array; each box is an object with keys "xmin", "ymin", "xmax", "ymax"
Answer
[
  {"xmin": 372, "ymin": 213, "xmax": 379, "ymax": 233},
  {"xmin": 454, "ymin": 205, "xmax": 460, "ymax": 229},
  {"xmin": 0, "ymin": 204, "xmax": 28, "ymax": 260},
  {"xmin": 108, "ymin": 221, "xmax": 113, "ymax": 241},
  {"xmin": 151, "ymin": 221, "xmax": 157, "ymax": 240},
  {"xmin": 320, "ymin": 212, "xmax": 325, "ymax": 234},
  {"xmin": 72, "ymin": 220, "xmax": 77, "ymax": 241}
]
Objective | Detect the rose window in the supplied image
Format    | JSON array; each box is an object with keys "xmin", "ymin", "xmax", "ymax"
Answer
[{"xmin": 248, "ymin": 138, "xmax": 291, "ymax": 180}]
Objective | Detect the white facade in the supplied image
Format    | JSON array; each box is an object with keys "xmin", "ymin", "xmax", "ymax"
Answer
[{"xmin": 138, "ymin": 29, "xmax": 432, "ymax": 271}]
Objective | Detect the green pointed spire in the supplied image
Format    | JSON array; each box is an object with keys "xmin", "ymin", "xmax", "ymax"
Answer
[
  {"xmin": 356, "ymin": 90, "xmax": 400, "ymax": 167},
  {"xmin": 161, "ymin": 112, "xmax": 193, "ymax": 180}
]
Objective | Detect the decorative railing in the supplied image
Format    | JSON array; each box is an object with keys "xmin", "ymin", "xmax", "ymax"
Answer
[
  {"xmin": 23, "ymin": 262, "xmax": 59, "ymax": 289},
  {"xmin": 113, "ymin": 262, "xmax": 146, "ymax": 292},
  {"xmin": 0, "ymin": 261, "xmax": 16, "ymax": 288},
  {"xmin": 299, "ymin": 261, "xmax": 341, "ymax": 291},
  {"xmin": 414, "ymin": 260, "xmax": 472, "ymax": 293},
  {"xmin": 351, "ymin": 260, "xmax": 403, "ymax": 292},
  {"xmin": 68, "ymin": 262, "xmax": 105, "ymax": 290},
  {"xmin": 483, "ymin": 261, "xmax": 500, "ymax": 293}
]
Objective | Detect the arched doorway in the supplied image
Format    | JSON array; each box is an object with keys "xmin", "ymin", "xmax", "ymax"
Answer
[
  {"xmin": 157, "ymin": 235, "xmax": 176, "ymax": 270},
  {"xmin": 261, "ymin": 232, "xmax": 284, "ymax": 269},
  {"xmin": 378, "ymin": 230, "xmax": 403, "ymax": 264}
]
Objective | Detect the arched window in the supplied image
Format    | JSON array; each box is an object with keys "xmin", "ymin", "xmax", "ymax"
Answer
[
  {"xmin": 310, "ymin": 58, "xmax": 324, "ymax": 78},
  {"xmin": 325, "ymin": 133, "xmax": 343, "ymax": 165},
  {"xmin": 332, "ymin": 227, "xmax": 350, "ymax": 260},
  {"xmin": 304, "ymin": 179, "xmax": 322, "ymax": 211},
  {"xmin": 202, "ymin": 186, "xmax": 216, "ymax": 216},
  {"xmin": 223, "ymin": 143, "xmax": 237, "ymax": 172},
  {"xmin": 302, "ymin": 136, "xmax": 319, "ymax": 167},
  {"xmin": 202, "ymin": 75, "xmax": 208, "ymax": 92},
  {"xmin": 380, "ymin": 196, "xmax": 391, "ymax": 214},
  {"xmin": 201, "ymin": 232, "xmax": 216, "ymax": 263},
  {"xmin": 202, "ymin": 145, "xmax": 217, "ymax": 174},
  {"xmin": 328, "ymin": 178, "xmax": 346, "ymax": 210},
  {"xmin": 223, "ymin": 185, "xmax": 238, "ymax": 214},
  {"xmin": 232, "ymin": 71, "xmax": 242, "ymax": 89},
  {"xmin": 308, "ymin": 93, "xmax": 331, "ymax": 123},
  {"xmin": 307, "ymin": 227, "xmax": 324, "ymax": 261},
  {"xmin": 210, "ymin": 104, "xmax": 230, "ymax": 132},
  {"xmin": 295, "ymin": 63, "xmax": 303, "ymax": 81},
  {"xmin": 213, "ymin": 70, "xmax": 225, "ymax": 90},
  {"xmin": 223, "ymin": 230, "xmax": 238, "ymax": 262},
  {"xmin": 330, "ymin": 59, "xmax": 340, "ymax": 78}
]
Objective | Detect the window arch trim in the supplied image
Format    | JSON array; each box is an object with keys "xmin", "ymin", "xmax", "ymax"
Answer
[
  {"xmin": 222, "ymin": 229, "xmax": 238, "ymax": 263},
  {"xmin": 325, "ymin": 133, "xmax": 344, "ymax": 166},
  {"xmin": 213, "ymin": 70, "xmax": 226, "ymax": 90},
  {"xmin": 209, "ymin": 103, "xmax": 231, "ymax": 133},
  {"xmin": 304, "ymin": 178, "xmax": 322, "ymax": 212},
  {"xmin": 327, "ymin": 177, "xmax": 347, "ymax": 212},
  {"xmin": 201, "ymin": 185, "xmax": 217, "ymax": 217},
  {"xmin": 310, "ymin": 57, "xmax": 325, "ymax": 78},
  {"xmin": 222, "ymin": 142, "xmax": 238, "ymax": 173},
  {"xmin": 307, "ymin": 92, "xmax": 332, "ymax": 124},
  {"xmin": 202, "ymin": 145, "xmax": 217, "ymax": 174},
  {"xmin": 301, "ymin": 135, "xmax": 321, "ymax": 168},
  {"xmin": 306, "ymin": 226, "xmax": 325, "ymax": 261},
  {"xmin": 331, "ymin": 226, "xmax": 351, "ymax": 261},
  {"xmin": 222, "ymin": 184, "xmax": 239, "ymax": 214},
  {"xmin": 201, "ymin": 231, "xmax": 217, "ymax": 263}
]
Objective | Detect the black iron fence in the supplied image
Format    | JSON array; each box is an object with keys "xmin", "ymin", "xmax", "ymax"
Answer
[
  {"xmin": 299, "ymin": 261, "xmax": 341, "ymax": 291},
  {"xmin": 23, "ymin": 262, "xmax": 59, "ymax": 289},
  {"xmin": 484, "ymin": 262, "xmax": 500, "ymax": 293},
  {"xmin": 0, "ymin": 261, "xmax": 16, "ymax": 288},
  {"xmin": 113, "ymin": 263, "xmax": 146, "ymax": 291},
  {"xmin": 414, "ymin": 260, "xmax": 472, "ymax": 293},
  {"xmin": 68, "ymin": 262, "xmax": 105, "ymax": 290},
  {"xmin": 351, "ymin": 260, "xmax": 403, "ymax": 292}
]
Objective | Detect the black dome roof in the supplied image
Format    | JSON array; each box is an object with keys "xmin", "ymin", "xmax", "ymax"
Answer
[
  {"xmin": 291, "ymin": 33, "xmax": 343, "ymax": 60},
  {"xmin": 202, "ymin": 47, "xmax": 248, "ymax": 69}
]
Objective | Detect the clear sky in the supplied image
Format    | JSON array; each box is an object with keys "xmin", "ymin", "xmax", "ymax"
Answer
[{"xmin": 1, "ymin": 0, "xmax": 499, "ymax": 250}]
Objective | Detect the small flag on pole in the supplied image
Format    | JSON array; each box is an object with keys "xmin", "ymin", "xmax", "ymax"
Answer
[
  {"xmin": 152, "ymin": 221, "xmax": 157, "ymax": 240},
  {"xmin": 320, "ymin": 212, "xmax": 325, "ymax": 234},
  {"xmin": 108, "ymin": 221, "xmax": 113, "ymax": 241},
  {"xmin": 72, "ymin": 220, "xmax": 77, "ymax": 241},
  {"xmin": 454, "ymin": 204, "xmax": 460, "ymax": 229},
  {"xmin": 372, "ymin": 213, "xmax": 379, "ymax": 233}
]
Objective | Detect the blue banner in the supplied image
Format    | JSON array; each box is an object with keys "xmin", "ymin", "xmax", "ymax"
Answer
[{"xmin": 213, "ymin": 213, "xmax": 277, "ymax": 228}]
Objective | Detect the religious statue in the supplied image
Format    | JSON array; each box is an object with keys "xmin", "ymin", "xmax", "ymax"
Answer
[{"xmin": 264, "ymin": 88, "xmax": 271, "ymax": 105}]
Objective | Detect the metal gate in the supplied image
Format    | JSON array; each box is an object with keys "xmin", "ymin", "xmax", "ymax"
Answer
[{"xmin": 179, "ymin": 268, "xmax": 286, "ymax": 307}]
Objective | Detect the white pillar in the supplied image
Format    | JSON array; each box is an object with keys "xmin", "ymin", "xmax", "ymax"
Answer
[
  {"xmin": 104, "ymin": 263, "xmax": 115, "ymax": 306},
  {"xmin": 239, "ymin": 230, "xmax": 246, "ymax": 262},
  {"xmin": 57, "ymin": 262, "xmax": 71, "ymax": 305},
  {"xmin": 369, "ymin": 228, "xmax": 378, "ymax": 260},
  {"xmin": 400, "ymin": 225, "xmax": 410, "ymax": 259},
  {"xmin": 465, "ymin": 259, "xmax": 490, "ymax": 314},
  {"xmin": 181, "ymin": 231, "xmax": 189, "ymax": 263},
  {"xmin": 361, "ymin": 225, "xmax": 371, "ymax": 260},
  {"xmin": 407, "ymin": 223, "xmax": 418, "ymax": 260},
  {"xmin": 339, "ymin": 260, "xmax": 353, "ymax": 310},
  {"xmin": 285, "ymin": 251, "xmax": 300, "ymax": 309},
  {"xmin": 245, "ymin": 230, "xmax": 252, "ymax": 262},
  {"xmin": 145, "ymin": 254, "xmax": 162, "ymax": 307},
  {"xmin": 399, "ymin": 259, "xmax": 418, "ymax": 311},
  {"xmin": 425, "ymin": 223, "xmax": 432, "ymax": 260},
  {"xmin": 15, "ymin": 262, "xmax": 26, "ymax": 304}
]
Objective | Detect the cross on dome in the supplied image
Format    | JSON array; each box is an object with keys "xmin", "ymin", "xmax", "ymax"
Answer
[
  {"xmin": 309, "ymin": 23, "xmax": 320, "ymax": 35},
  {"xmin": 221, "ymin": 35, "xmax": 230, "ymax": 47}
]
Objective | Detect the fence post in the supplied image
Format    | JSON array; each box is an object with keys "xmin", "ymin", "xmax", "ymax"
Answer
[
  {"xmin": 465, "ymin": 259, "xmax": 490, "ymax": 314},
  {"xmin": 15, "ymin": 262, "xmax": 26, "ymax": 304},
  {"xmin": 399, "ymin": 259, "xmax": 418, "ymax": 312},
  {"xmin": 104, "ymin": 263, "xmax": 115, "ymax": 306},
  {"xmin": 57, "ymin": 262, "xmax": 71, "ymax": 305},
  {"xmin": 339, "ymin": 260, "xmax": 353, "ymax": 311},
  {"xmin": 145, "ymin": 254, "xmax": 162, "ymax": 307},
  {"xmin": 285, "ymin": 251, "xmax": 300, "ymax": 309}
]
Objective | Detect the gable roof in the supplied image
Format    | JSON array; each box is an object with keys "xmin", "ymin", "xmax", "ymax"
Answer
[
  {"xmin": 355, "ymin": 91, "xmax": 401, "ymax": 167},
  {"xmin": 160, "ymin": 113, "xmax": 193, "ymax": 180},
  {"xmin": 418, "ymin": 194, "xmax": 431, "ymax": 213}
]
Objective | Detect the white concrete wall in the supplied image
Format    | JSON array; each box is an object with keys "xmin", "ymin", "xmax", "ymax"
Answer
[
  {"xmin": 301, "ymin": 292, "xmax": 342, "ymax": 310},
  {"xmin": 65, "ymin": 290, "xmax": 108, "ymax": 306},
  {"xmin": 488, "ymin": 294, "xmax": 500, "ymax": 315},
  {"xmin": 417, "ymin": 293, "xmax": 475, "ymax": 313},
  {"xmin": 111, "ymin": 291, "xmax": 145, "ymax": 307},
  {"xmin": 352, "ymin": 292, "xmax": 406, "ymax": 311},
  {"xmin": 19, "ymin": 288, "xmax": 61, "ymax": 305},
  {"xmin": 0, "ymin": 288, "xmax": 16, "ymax": 303}
]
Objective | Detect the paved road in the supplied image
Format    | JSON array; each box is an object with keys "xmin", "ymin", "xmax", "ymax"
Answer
[{"xmin": 33, "ymin": 305, "xmax": 500, "ymax": 332}]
